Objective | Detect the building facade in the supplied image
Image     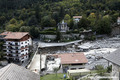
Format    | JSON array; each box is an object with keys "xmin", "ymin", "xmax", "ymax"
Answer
[
  {"xmin": 2, "ymin": 32, "xmax": 32, "ymax": 63},
  {"xmin": 55, "ymin": 53, "xmax": 88, "ymax": 73},
  {"xmin": 117, "ymin": 17, "xmax": 120, "ymax": 25},
  {"xmin": 104, "ymin": 49, "xmax": 120, "ymax": 80},
  {"xmin": 57, "ymin": 20, "xmax": 69, "ymax": 33},
  {"xmin": 73, "ymin": 16, "xmax": 82, "ymax": 23}
]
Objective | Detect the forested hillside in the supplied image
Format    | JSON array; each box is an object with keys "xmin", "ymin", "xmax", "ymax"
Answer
[{"xmin": 0, "ymin": 0, "xmax": 120, "ymax": 38}]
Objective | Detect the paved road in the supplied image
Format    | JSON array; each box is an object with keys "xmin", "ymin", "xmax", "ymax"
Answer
[
  {"xmin": 38, "ymin": 40, "xmax": 82, "ymax": 48},
  {"xmin": 29, "ymin": 54, "xmax": 40, "ymax": 74}
]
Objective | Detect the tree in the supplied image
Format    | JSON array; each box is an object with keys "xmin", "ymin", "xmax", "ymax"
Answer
[
  {"xmin": 53, "ymin": 67, "xmax": 59, "ymax": 76},
  {"xmin": 41, "ymin": 16, "xmax": 56, "ymax": 27},
  {"xmin": 9, "ymin": 18, "xmax": 17, "ymax": 24},
  {"xmin": 88, "ymin": 13, "xmax": 96, "ymax": 27},
  {"xmin": 29, "ymin": 27, "xmax": 40, "ymax": 38},
  {"xmin": 96, "ymin": 15, "xmax": 112, "ymax": 34},
  {"xmin": 55, "ymin": 30, "xmax": 61, "ymax": 41},
  {"xmin": 64, "ymin": 14, "xmax": 71, "ymax": 24},
  {"xmin": 78, "ymin": 17, "xmax": 90, "ymax": 29},
  {"xmin": 19, "ymin": 26, "xmax": 30, "ymax": 32},
  {"xmin": 27, "ymin": 15, "xmax": 38, "ymax": 26},
  {"xmin": 69, "ymin": 19, "xmax": 74, "ymax": 29},
  {"xmin": 95, "ymin": 65, "xmax": 106, "ymax": 76},
  {"xmin": 0, "ymin": 16, "xmax": 6, "ymax": 26},
  {"xmin": 6, "ymin": 18, "xmax": 24, "ymax": 32},
  {"xmin": 59, "ymin": 6, "xmax": 65, "ymax": 20}
]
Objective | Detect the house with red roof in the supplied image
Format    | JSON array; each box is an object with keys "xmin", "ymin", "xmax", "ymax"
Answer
[
  {"xmin": 0, "ymin": 32, "xmax": 32, "ymax": 63},
  {"xmin": 54, "ymin": 53, "xmax": 88, "ymax": 73}
]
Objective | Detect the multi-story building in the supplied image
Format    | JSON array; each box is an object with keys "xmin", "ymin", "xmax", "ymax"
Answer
[{"xmin": 1, "ymin": 32, "xmax": 32, "ymax": 63}]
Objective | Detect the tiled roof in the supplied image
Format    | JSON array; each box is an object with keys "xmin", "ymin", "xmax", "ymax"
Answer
[
  {"xmin": 4, "ymin": 32, "xmax": 29, "ymax": 39},
  {"xmin": 73, "ymin": 16, "xmax": 82, "ymax": 19},
  {"xmin": 57, "ymin": 53, "xmax": 88, "ymax": 65},
  {"xmin": 104, "ymin": 49, "xmax": 120, "ymax": 66},
  {"xmin": 0, "ymin": 31, "xmax": 12, "ymax": 36},
  {"xmin": 0, "ymin": 63, "xmax": 40, "ymax": 80}
]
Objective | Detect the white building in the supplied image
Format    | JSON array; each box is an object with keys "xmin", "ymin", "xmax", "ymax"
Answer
[
  {"xmin": 2, "ymin": 32, "xmax": 32, "ymax": 63},
  {"xmin": 117, "ymin": 17, "xmax": 120, "ymax": 25},
  {"xmin": 73, "ymin": 16, "xmax": 82, "ymax": 23},
  {"xmin": 57, "ymin": 20, "xmax": 69, "ymax": 33}
]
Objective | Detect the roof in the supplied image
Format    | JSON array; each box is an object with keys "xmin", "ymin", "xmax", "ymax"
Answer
[
  {"xmin": 0, "ymin": 63, "xmax": 40, "ymax": 80},
  {"xmin": 118, "ymin": 17, "xmax": 120, "ymax": 20},
  {"xmin": 0, "ymin": 31, "xmax": 11, "ymax": 36},
  {"xmin": 38, "ymin": 40, "xmax": 82, "ymax": 48},
  {"xmin": 68, "ymin": 69, "xmax": 90, "ymax": 74},
  {"xmin": 57, "ymin": 53, "xmax": 88, "ymax": 65},
  {"xmin": 4, "ymin": 32, "xmax": 29, "ymax": 39},
  {"xmin": 73, "ymin": 16, "xmax": 82, "ymax": 19},
  {"xmin": 104, "ymin": 49, "xmax": 120, "ymax": 66}
]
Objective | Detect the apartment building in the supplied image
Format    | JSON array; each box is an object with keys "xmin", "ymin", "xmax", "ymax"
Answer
[{"xmin": 1, "ymin": 32, "xmax": 32, "ymax": 63}]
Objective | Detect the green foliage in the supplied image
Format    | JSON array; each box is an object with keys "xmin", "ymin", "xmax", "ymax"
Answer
[
  {"xmin": 9, "ymin": 18, "xmax": 17, "ymax": 24},
  {"xmin": 55, "ymin": 30, "xmax": 61, "ymax": 41},
  {"xmin": 6, "ymin": 18, "xmax": 24, "ymax": 32},
  {"xmin": 99, "ymin": 78, "xmax": 110, "ymax": 80},
  {"xmin": 27, "ymin": 15, "xmax": 38, "ymax": 26},
  {"xmin": 95, "ymin": 15, "xmax": 112, "ymax": 34},
  {"xmin": 40, "ymin": 31, "xmax": 56, "ymax": 35},
  {"xmin": 64, "ymin": 14, "xmax": 71, "ymax": 25},
  {"xmin": 107, "ymin": 65, "xmax": 112, "ymax": 73},
  {"xmin": 29, "ymin": 27, "xmax": 40, "ymax": 38},
  {"xmin": 41, "ymin": 16, "xmax": 56, "ymax": 27},
  {"xmin": 41, "ymin": 73, "xmax": 67, "ymax": 80},
  {"xmin": 53, "ymin": 67, "xmax": 59, "ymax": 76},
  {"xmin": 85, "ymin": 35, "xmax": 96, "ymax": 41},
  {"xmin": 0, "ymin": 0, "xmax": 120, "ymax": 38},
  {"xmin": 78, "ymin": 17, "xmax": 90, "ymax": 29},
  {"xmin": 95, "ymin": 65, "xmax": 107, "ymax": 76}
]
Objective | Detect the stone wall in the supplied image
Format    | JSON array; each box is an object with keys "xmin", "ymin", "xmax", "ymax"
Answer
[
  {"xmin": 112, "ymin": 63, "xmax": 120, "ymax": 80},
  {"xmin": 112, "ymin": 26, "xmax": 120, "ymax": 36}
]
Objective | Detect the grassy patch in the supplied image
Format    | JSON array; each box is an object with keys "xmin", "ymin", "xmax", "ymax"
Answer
[{"xmin": 40, "ymin": 73, "xmax": 68, "ymax": 80}]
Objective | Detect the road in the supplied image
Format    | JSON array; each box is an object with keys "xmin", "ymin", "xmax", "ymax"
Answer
[{"xmin": 28, "ymin": 54, "xmax": 40, "ymax": 74}]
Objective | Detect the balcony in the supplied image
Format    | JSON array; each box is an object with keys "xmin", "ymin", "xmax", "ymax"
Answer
[
  {"xmin": 6, "ymin": 55, "xmax": 19, "ymax": 59},
  {"xmin": 5, "ymin": 43, "xmax": 20, "ymax": 46},
  {"xmin": 6, "ymin": 51, "xmax": 19, "ymax": 54}
]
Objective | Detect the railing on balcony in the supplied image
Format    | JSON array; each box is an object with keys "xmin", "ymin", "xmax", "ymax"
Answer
[
  {"xmin": 4, "ymin": 42, "xmax": 20, "ymax": 46},
  {"xmin": 6, "ymin": 51, "xmax": 19, "ymax": 54}
]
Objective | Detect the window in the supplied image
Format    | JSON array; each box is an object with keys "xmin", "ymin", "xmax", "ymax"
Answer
[
  {"xmin": 21, "ymin": 42, "xmax": 23, "ymax": 44},
  {"xmin": 25, "ymin": 49, "xmax": 27, "ymax": 51},
  {"xmin": 21, "ymin": 46, "xmax": 24, "ymax": 48},
  {"xmin": 21, "ymin": 50, "xmax": 24, "ymax": 52}
]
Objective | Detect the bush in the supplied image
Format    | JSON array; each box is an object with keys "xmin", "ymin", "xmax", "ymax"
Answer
[
  {"xmin": 40, "ymin": 31, "xmax": 56, "ymax": 35},
  {"xmin": 99, "ymin": 78, "xmax": 110, "ymax": 80},
  {"xmin": 107, "ymin": 65, "xmax": 112, "ymax": 73},
  {"xmin": 44, "ymin": 28, "xmax": 56, "ymax": 31},
  {"xmin": 95, "ymin": 65, "xmax": 107, "ymax": 76},
  {"xmin": 84, "ymin": 35, "xmax": 96, "ymax": 41}
]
